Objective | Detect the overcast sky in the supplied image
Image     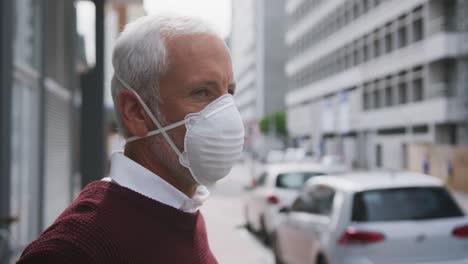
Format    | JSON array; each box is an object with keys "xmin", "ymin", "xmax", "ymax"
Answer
[
  {"xmin": 144, "ymin": 0, "xmax": 232, "ymax": 38},
  {"xmin": 76, "ymin": 1, "xmax": 96, "ymax": 65}
]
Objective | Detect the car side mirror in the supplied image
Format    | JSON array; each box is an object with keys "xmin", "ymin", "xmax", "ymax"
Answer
[{"xmin": 279, "ymin": 207, "xmax": 290, "ymax": 214}]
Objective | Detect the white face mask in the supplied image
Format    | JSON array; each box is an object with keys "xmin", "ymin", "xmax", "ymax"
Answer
[{"xmin": 116, "ymin": 75, "xmax": 245, "ymax": 186}]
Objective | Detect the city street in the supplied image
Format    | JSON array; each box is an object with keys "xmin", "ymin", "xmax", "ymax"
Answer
[
  {"xmin": 2, "ymin": 1, "xmax": 468, "ymax": 263},
  {"xmin": 203, "ymin": 162, "xmax": 468, "ymax": 264},
  {"xmin": 202, "ymin": 164, "xmax": 274, "ymax": 264}
]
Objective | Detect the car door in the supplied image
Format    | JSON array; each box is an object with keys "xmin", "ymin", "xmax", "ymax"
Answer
[
  {"xmin": 296, "ymin": 185, "xmax": 336, "ymax": 264},
  {"xmin": 279, "ymin": 196, "xmax": 310, "ymax": 264},
  {"xmin": 266, "ymin": 171, "xmax": 321, "ymax": 236},
  {"xmin": 284, "ymin": 185, "xmax": 336, "ymax": 264}
]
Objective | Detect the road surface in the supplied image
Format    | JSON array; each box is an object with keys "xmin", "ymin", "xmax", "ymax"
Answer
[{"xmin": 202, "ymin": 163, "xmax": 274, "ymax": 264}]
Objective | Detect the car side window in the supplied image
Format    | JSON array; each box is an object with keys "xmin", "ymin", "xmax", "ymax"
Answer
[
  {"xmin": 290, "ymin": 193, "xmax": 317, "ymax": 213},
  {"xmin": 291, "ymin": 196, "xmax": 308, "ymax": 212},
  {"xmin": 300, "ymin": 185, "xmax": 336, "ymax": 216},
  {"xmin": 315, "ymin": 188, "xmax": 336, "ymax": 216}
]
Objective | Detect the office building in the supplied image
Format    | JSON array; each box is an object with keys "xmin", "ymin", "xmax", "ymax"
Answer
[
  {"xmin": 231, "ymin": 0, "xmax": 288, "ymax": 145},
  {"xmin": 285, "ymin": 0, "xmax": 468, "ymax": 169}
]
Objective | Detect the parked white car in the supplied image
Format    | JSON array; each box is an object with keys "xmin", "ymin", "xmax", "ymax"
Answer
[
  {"xmin": 244, "ymin": 162, "xmax": 346, "ymax": 241},
  {"xmin": 274, "ymin": 171, "xmax": 468, "ymax": 264}
]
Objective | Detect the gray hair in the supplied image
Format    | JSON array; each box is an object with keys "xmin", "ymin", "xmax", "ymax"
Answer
[{"xmin": 111, "ymin": 14, "xmax": 220, "ymax": 137}]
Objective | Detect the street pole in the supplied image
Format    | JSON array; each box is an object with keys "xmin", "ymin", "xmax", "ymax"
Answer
[
  {"xmin": 80, "ymin": 0, "xmax": 106, "ymax": 188},
  {"xmin": 0, "ymin": 0, "xmax": 13, "ymax": 232}
]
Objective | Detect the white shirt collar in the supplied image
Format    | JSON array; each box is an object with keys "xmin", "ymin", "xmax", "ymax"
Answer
[{"xmin": 105, "ymin": 152, "xmax": 209, "ymax": 213}]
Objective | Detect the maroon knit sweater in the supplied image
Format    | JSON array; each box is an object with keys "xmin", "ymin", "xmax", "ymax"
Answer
[{"xmin": 17, "ymin": 181, "xmax": 218, "ymax": 264}]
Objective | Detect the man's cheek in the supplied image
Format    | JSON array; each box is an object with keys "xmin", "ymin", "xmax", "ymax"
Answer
[
  {"xmin": 176, "ymin": 133, "xmax": 185, "ymax": 151},
  {"xmin": 169, "ymin": 127, "xmax": 187, "ymax": 151}
]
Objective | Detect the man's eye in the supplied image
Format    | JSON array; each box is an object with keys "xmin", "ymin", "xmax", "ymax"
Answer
[{"xmin": 194, "ymin": 88, "xmax": 208, "ymax": 97}]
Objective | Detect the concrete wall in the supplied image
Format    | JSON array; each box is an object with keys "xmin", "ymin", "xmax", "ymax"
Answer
[
  {"xmin": 232, "ymin": 0, "xmax": 287, "ymax": 122},
  {"xmin": 231, "ymin": 0, "xmax": 258, "ymax": 122},
  {"xmin": 261, "ymin": 0, "xmax": 287, "ymax": 115}
]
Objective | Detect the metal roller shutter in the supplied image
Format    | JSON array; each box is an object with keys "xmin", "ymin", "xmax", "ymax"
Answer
[{"xmin": 43, "ymin": 82, "xmax": 72, "ymax": 228}]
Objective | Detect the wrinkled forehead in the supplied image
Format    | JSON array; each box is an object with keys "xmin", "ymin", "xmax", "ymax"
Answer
[
  {"xmin": 162, "ymin": 33, "xmax": 233, "ymax": 77},
  {"xmin": 166, "ymin": 33, "xmax": 230, "ymax": 60}
]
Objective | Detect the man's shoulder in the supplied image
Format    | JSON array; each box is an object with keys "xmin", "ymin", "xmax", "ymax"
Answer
[
  {"xmin": 17, "ymin": 182, "xmax": 121, "ymax": 263},
  {"xmin": 17, "ymin": 233, "xmax": 93, "ymax": 263},
  {"xmin": 39, "ymin": 183, "xmax": 121, "ymax": 242},
  {"xmin": 17, "ymin": 211, "xmax": 120, "ymax": 263}
]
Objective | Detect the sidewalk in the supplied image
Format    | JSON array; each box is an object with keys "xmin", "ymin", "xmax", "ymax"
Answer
[{"xmin": 202, "ymin": 164, "xmax": 274, "ymax": 264}]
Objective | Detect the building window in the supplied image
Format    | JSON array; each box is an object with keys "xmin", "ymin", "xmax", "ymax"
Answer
[
  {"xmin": 363, "ymin": 43, "xmax": 369, "ymax": 62},
  {"xmin": 374, "ymin": 36, "xmax": 380, "ymax": 57},
  {"xmin": 363, "ymin": 0, "xmax": 370, "ymax": 12},
  {"xmin": 354, "ymin": 48, "xmax": 360, "ymax": 66},
  {"xmin": 444, "ymin": 59, "xmax": 456, "ymax": 96},
  {"xmin": 345, "ymin": 5, "xmax": 352, "ymax": 24},
  {"xmin": 413, "ymin": 78, "xmax": 424, "ymax": 102},
  {"xmin": 345, "ymin": 53, "xmax": 352, "ymax": 69},
  {"xmin": 398, "ymin": 26, "xmax": 407, "ymax": 48},
  {"xmin": 373, "ymin": 89, "xmax": 381, "ymax": 108},
  {"xmin": 444, "ymin": 0, "xmax": 457, "ymax": 31},
  {"xmin": 337, "ymin": 7, "xmax": 344, "ymax": 28},
  {"xmin": 363, "ymin": 91, "xmax": 369, "ymax": 110},
  {"xmin": 385, "ymin": 86, "xmax": 393, "ymax": 106},
  {"xmin": 402, "ymin": 143, "xmax": 408, "ymax": 169},
  {"xmin": 412, "ymin": 125, "xmax": 429, "ymax": 134},
  {"xmin": 378, "ymin": 127, "xmax": 406, "ymax": 135},
  {"xmin": 376, "ymin": 144, "xmax": 382, "ymax": 167},
  {"xmin": 338, "ymin": 56, "xmax": 344, "ymax": 71},
  {"xmin": 413, "ymin": 18, "xmax": 424, "ymax": 42},
  {"xmin": 398, "ymin": 82, "xmax": 408, "ymax": 104},
  {"xmin": 385, "ymin": 33, "xmax": 393, "ymax": 53},
  {"xmin": 354, "ymin": 1, "xmax": 361, "ymax": 19},
  {"xmin": 373, "ymin": 39, "xmax": 379, "ymax": 58}
]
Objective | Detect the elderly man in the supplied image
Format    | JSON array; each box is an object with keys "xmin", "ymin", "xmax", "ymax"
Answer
[{"xmin": 17, "ymin": 14, "xmax": 244, "ymax": 264}]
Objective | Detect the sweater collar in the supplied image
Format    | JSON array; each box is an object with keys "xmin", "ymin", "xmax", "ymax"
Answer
[{"xmin": 106, "ymin": 152, "xmax": 209, "ymax": 213}]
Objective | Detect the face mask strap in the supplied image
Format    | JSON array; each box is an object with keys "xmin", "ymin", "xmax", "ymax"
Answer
[
  {"xmin": 126, "ymin": 118, "xmax": 187, "ymax": 142},
  {"xmin": 115, "ymin": 74, "xmax": 183, "ymax": 157}
]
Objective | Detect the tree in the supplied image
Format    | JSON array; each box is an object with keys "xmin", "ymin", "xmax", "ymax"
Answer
[{"xmin": 259, "ymin": 111, "xmax": 287, "ymax": 137}]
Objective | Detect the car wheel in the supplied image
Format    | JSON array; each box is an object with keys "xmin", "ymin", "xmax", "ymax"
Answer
[
  {"xmin": 316, "ymin": 254, "xmax": 328, "ymax": 264},
  {"xmin": 272, "ymin": 233, "xmax": 285, "ymax": 264}
]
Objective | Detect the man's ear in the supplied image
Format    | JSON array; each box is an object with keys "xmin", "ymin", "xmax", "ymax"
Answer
[{"xmin": 117, "ymin": 90, "xmax": 150, "ymax": 138}]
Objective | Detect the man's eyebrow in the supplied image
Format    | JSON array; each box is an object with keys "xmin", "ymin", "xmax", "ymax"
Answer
[{"xmin": 194, "ymin": 81, "xmax": 218, "ymax": 87}]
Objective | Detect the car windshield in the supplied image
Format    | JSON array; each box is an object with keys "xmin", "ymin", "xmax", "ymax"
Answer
[
  {"xmin": 352, "ymin": 187, "xmax": 464, "ymax": 222},
  {"xmin": 275, "ymin": 172, "xmax": 325, "ymax": 189}
]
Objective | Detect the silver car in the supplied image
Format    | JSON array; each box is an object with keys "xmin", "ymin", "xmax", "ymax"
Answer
[
  {"xmin": 244, "ymin": 162, "xmax": 345, "ymax": 241},
  {"xmin": 274, "ymin": 172, "xmax": 468, "ymax": 264}
]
